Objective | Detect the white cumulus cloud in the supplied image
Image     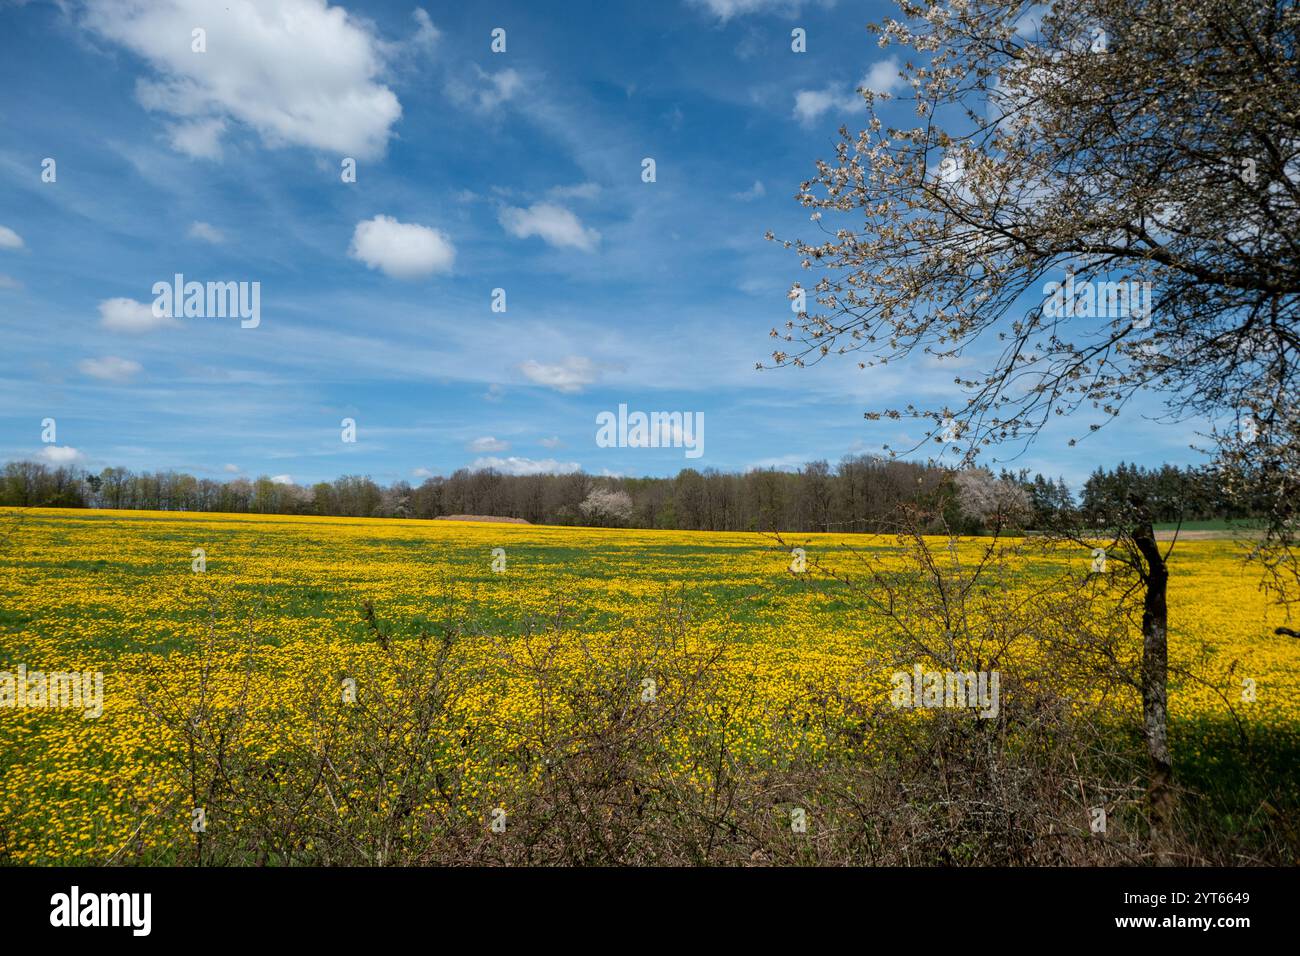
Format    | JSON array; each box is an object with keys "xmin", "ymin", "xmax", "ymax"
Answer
[
  {"xmin": 793, "ymin": 59, "xmax": 902, "ymax": 126},
  {"xmin": 471, "ymin": 456, "xmax": 581, "ymax": 476},
  {"xmin": 38, "ymin": 446, "xmax": 84, "ymax": 465},
  {"xmin": 792, "ymin": 88, "xmax": 840, "ymax": 125},
  {"xmin": 348, "ymin": 215, "xmax": 455, "ymax": 279},
  {"xmin": 862, "ymin": 57, "xmax": 906, "ymax": 97},
  {"xmin": 98, "ymin": 297, "xmax": 177, "ymax": 334},
  {"xmin": 0, "ymin": 225, "xmax": 24, "ymax": 250},
  {"xmin": 468, "ymin": 436, "xmax": 509, "ymax": 452},
  {"xmin": 498, "ymin": 202, "xmax": 599, "ymax": 251},
  {"xmin": 80, "ymin": 0, "xmax": 409, "ymax": 160}
]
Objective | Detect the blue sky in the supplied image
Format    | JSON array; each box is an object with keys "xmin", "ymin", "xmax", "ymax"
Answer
[{"xmin": 0, "ymin": 0, "xmax": 1210, "ymax": 489}]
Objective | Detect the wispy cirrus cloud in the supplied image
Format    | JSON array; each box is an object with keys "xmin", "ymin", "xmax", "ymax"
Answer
[
  {"xmin": 548, "ymin": 182, "xmax": 601, "ymax": 201},
  {"xmin": 688, "ymin": 0, "xmax": 826, "ymax": 21},
  {"xmin": 187, "ymin": 221, "xmax": 225, "ymax": 243},
  {"xmin": 79, "ymin": 355, "xmax": 142, "ymax": 382},
  {"xmin": 518, "ymin": 356, "xmax": 599, "ymax": 393},
  {"xmin": 447, "ymin": 65, "xmax": 523, "ymax": 113}
]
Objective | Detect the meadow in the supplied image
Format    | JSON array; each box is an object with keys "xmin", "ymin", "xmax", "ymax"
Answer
[{"xmin": 0, "ymin": 507, "xmax": 1296, "ymax": 865}]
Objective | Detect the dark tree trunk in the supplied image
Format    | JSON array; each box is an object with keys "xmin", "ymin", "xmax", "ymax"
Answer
[{"xmin": 1129, "ymin": 496, "xmax": 1174, "ymax": 864}]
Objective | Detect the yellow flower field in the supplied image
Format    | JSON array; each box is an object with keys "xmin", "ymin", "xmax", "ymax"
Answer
[{"xmin": 0, "ymin": 507, "xmax": 1296, "ymax": 864}]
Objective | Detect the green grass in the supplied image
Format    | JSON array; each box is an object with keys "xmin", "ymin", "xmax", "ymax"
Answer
[{"xmin": 1152, "ymin": 518, "xmax": 1264, "ymax": 532}]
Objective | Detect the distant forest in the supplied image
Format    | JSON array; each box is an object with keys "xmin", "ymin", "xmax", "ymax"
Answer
[{"xmin": 0, "ymin": 456, "xmax": 1267, "ymax": 534}]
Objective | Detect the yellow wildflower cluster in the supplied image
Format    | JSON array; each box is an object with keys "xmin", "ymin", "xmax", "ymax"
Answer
[{"xmin": 0, "ymin": 508, "xmax": 1295, "ymax": 863}]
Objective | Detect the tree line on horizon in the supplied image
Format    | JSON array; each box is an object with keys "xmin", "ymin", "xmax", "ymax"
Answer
[{"xmin": 0, "ymin": 455, "xmax": 1266, "ymax": 534}]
